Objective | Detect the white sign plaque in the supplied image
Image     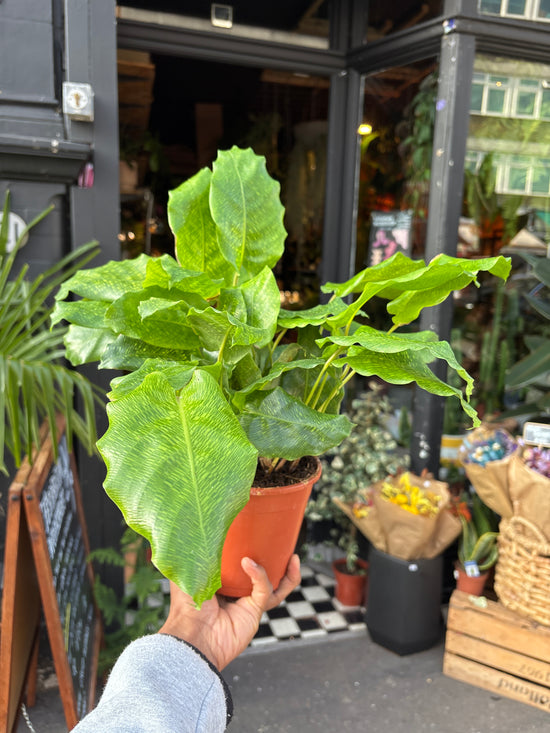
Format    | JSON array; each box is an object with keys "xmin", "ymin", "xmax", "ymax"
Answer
[
  {"xmin": 0, "ymin": 211, "xmax": 28, "ymax": 253},
  {"xmin": 523, "ymin": 421, "xmax": 550, "ymax": 448}
]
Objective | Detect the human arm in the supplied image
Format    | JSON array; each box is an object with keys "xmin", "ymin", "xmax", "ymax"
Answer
[{"xmin": 73, "ymin": 555, "xmax": 301, "ymax": 732}]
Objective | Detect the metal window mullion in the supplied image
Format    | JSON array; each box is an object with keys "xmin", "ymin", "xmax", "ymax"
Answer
[
  {"xmin": 534, "ymin": 82, "xmax": 543, "ymax": 119},
  {"xmin": 409, "ymin": 29, "xmax": 476, "ymax": 475}
]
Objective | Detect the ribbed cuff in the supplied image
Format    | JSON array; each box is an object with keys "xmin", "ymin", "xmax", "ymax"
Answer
[{"xmin": 158, "ymin": 633, "xmax": 234, "ymax": 726}]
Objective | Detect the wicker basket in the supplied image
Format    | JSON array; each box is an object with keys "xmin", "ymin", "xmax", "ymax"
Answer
[{"xmin": 494, "ymin": 516, "xmax": 550, "ymax": 626}]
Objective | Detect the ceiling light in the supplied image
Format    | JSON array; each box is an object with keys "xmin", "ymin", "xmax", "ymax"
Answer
[{"xmin": 358, "ymin": 123, "xmax": 373, "ymax": 135}]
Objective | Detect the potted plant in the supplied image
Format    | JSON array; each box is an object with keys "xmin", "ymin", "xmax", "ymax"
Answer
[
  {"xmin": 454, "ymin": 493, "xmax": 499, "ymax": 596},
  {"xmin": 0, "ymin": 191, "xmax": 100, "ymax": 474},
  {"xmin": 52, "ymin": 146, "xmax": 511, "ymax": 606}
]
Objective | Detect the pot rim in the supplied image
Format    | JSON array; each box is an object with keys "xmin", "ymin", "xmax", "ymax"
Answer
[
  {"xmin": 332, "ymin": 557, "xmax": 369, "ymax": 573},
  {"xmin": 250, "ymin": 456, "xmax": 322, "ymax": 496}
]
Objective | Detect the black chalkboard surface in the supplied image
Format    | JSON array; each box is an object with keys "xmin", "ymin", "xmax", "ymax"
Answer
[
  {"xmin": 37, "ymin": 435, "xmax": 98, "ymax": 719},
  {"xmin": 0, "ymin": 417, "xmax": 102, "ymax": 732}
]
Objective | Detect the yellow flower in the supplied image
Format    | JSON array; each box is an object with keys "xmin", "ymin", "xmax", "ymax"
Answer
[{"xmin": 380, "ymin": 472, "xmax": 440, "ymax": 517}]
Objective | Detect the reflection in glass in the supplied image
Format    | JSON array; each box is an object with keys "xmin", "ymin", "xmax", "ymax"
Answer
[
  {"xmin": 508, "ymin": 0, "xmax": 527, "ymax": 14},
  {"xmin": 480, "ymin": 0, "xmax": 550, "ymax": 20},
  {"xmin": 355, "ymin": 60, "xmax": 437, "ymax": 272},
  {"xmin": 480, "ymin": 0, "xmax": 502, "ymax": 12},
  {"xmin": 365, "ymin": 1, "xmax": 442, "ymax": 40},
  {"xmin": 466, "ymin": 55, "xmax": 550, "ymax": 257}
]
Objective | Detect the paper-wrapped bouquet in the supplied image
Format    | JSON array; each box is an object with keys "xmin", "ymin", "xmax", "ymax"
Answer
[
  {"xmin": 334, "ymin": 471, "xmax": 461, "ymax": 561},
  {"xmin": 460, "ymin": 425, "xmax": 550, "ymax": 539}
]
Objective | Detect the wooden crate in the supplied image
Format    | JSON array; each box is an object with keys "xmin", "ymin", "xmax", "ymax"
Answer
[{"xmin": 444, "ymin": 589, "xmax": 550, "ymax": 713}]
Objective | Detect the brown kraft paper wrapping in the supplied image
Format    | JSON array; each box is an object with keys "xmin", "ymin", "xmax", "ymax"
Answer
[
  {"xmin": 508, "ymin": 452, "xmax": 550, "ymax": 539},
  {"xmin": 462, "ymin": 456, "xmax": 514, "ymax": 519},
  {"xmin": 333, "ymin": 475, "xmax": 461, "ymax": 561}
]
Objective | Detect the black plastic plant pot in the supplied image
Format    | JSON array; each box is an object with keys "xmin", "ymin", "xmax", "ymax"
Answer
[{"xmin": 365, "ymin": 546, "xmax": 443, "ymax": 655}]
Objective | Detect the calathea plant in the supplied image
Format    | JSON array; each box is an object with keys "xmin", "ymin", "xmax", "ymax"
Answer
[{"xmin": 52, "ymin": 146, "xmax": 511, "ymax": 605}]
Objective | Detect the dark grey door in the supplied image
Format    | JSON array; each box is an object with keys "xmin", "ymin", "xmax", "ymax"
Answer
[{"xmin": 0, "ymin": 0, "xmax": 121, "ymax": 582}]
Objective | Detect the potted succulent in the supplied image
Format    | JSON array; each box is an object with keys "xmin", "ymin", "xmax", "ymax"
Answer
[
  {"xmin": 0, "ymin": 191, "xmax": 100, "ymax": 474},
  {"xmin": 454, "ymin": 493, "xmax": 499, "ymax": 596},
  {"xmin": 52, "ymin": 146, "xmax": 511, "ymax": 606}
]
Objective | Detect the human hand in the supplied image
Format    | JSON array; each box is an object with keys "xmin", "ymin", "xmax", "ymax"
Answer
[{"xmin": 158, "ymin": 554, "xmax": 301, "ymax": 670}]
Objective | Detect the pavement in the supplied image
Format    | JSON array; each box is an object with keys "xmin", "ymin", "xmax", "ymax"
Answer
[{"xmin": 16, "ymin": 624, "xmax": 550, "ymax": 732}]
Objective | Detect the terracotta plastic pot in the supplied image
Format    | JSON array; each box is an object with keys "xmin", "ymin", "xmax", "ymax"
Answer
[
  {"xmin": 454, "ymin": 564, "xmax": 489, "ymax": 596},
  {"xmin": 332, "ymin": 558, "xmax": 368, "ymax": 607},
  {"xmin": 219, "ymin": 458, "xmax": 322, "ymax": 597}
]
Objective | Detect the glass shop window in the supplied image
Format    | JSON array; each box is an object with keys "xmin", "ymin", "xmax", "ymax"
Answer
[
  {"xmin": 465, "ymin": 54, "xmax": 550, "ymax": 258},
  {"xmin": 479, "ymin": 0, "xmax": 550, "ymax": 21}
]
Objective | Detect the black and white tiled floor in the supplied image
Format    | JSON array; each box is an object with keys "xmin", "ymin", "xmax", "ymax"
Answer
[
  {"xmin": 149, "ymin": 563, "xmax": 366, "ymax": 646},
  {"xmin": 250, "ymin": 564, "xmax": 366, "ymax": 647}
]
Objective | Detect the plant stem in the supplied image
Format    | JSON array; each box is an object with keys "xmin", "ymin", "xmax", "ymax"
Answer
[
  {"xmin": 319, "ymin": 368, "xmax": 356, "ymax": 412},
  {"xmin": 304, "ymin": 347, "xmax": 345, "ymax": 408},
  {"xmin": 270, "ymin": 328, "xmax": 287, "ymax": 355}
]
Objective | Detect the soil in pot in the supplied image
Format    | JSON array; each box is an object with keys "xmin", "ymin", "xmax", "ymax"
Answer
[
  {"xmin": 332, "ymin": 558, "xmax": 368, "ymax": 607},
  {"xmin": 219, "ymin": 457, "xmax": 322, "ymax": 598}
]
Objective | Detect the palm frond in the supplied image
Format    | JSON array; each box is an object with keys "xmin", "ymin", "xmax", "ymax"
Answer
[{"xmin": 0, "ymin": 190, "xmax": 103, "ymax": 473}]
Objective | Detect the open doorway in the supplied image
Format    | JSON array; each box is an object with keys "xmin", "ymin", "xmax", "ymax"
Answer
[{"xmin": 117, "ymin": 50, "xmax": 330, "ymax": 307}]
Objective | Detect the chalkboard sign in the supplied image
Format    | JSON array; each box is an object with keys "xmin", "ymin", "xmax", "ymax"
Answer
[{"xmin": 0, "ymin": 417, "xmax": 102, "ymax": 732}]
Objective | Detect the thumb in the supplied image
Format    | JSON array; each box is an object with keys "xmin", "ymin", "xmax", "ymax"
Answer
[{"xmin": 239, "ymin": 557, "xmax": 273, "ymax": 614}]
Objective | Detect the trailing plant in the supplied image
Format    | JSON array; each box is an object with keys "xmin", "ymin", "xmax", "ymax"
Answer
[
  {"xmin": 305, "ymin": 384, "xmax": 409, "ymax": 571},
  {"xmin": 0, "ymin": 191, "xmax": 101, "ymax": 473},
  {"xmin": 52, "ymin": 146, "xmax": 511, "ymax": 605}
]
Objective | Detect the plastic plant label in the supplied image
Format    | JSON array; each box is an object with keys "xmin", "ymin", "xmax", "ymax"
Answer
[{"xmin": 464, "ymin": 560, "xmax": 480, "ymax": 578}]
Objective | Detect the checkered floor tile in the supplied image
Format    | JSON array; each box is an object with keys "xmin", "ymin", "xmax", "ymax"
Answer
[
  {"xmin": 249, "ymin": 564, "xmax": 366, "ymax": 647},
  {"xmin": 152, "ymin": 563, "xmax": 366, "ymax": 647}
]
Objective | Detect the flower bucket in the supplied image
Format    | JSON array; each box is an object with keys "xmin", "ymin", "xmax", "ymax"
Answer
[
  {"xmin": 219, "ymin": 459, "xmax": 322, "ymax": 597},
  {"xmin": 366, "ymin": 546, "xmax": 443, "ymax": 655}
]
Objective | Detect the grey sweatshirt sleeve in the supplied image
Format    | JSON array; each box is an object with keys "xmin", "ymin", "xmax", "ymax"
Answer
[{"xmin": 73, "ymin": 634, "xmax": 233, "ymax": 732}]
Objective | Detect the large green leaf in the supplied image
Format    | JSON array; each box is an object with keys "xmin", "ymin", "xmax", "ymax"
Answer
[
  {"xmin": 341, "ymin": 347, "xmax": 479, "ymax": 425},
  {"xmin": 219, "ymin": 267, "xmax": 280, "ymax": 347},
  {"xmin": 97, "ymin": 370, "xmax": 258, "ymax": 606},
  {"xmin": 520, "ymin": 252, "xmax": 550, "ymax": 290},
  {"xmin": 168, "ymin": 167, "xmax": 234, "ymax": 285},
  {"xmin": 143, "ymin": 255, "xmax": 223, "ymax": 299},
  {"xmin": 321, "ymin": 325, "xmax": 474, "ymax": 397},
  {"xmin": 238, "ymin": 388, "xmax": 353, "ymax": 459},
  {"xmin": 99, "ymin": 334, "xmax": 190, "ymax": 371},
  {"xmin": 64, "ymin": 325, "xmax": 117, "ymax": 366},
  {"xmin": 55, "ymin": 253, "xmax": 149, "ymax": 302},
  {"xmin": 105, "ymin": 288, "xmax": 201, "ymax": 350},
  {"xmin": 506, "ymin": 341, "xmax": 550, "ymax": 389},
  {"xmin": 234, "ymin": 357, "xmax": 326, "ymax": 397},
  {"xmin": 322, "ymin": 252, "xmax": 511, "ymax": 327},
  {"xmin": 51, "ymin": 299, "xmax": 111, "ymax": 329},
  {"xmin": 525, "ymin": 291, "xmax": 550, "ymax": 322},
  {"xmin": 210, "ymin": 147, "xmax": 286, "ymax": 281},
  {"xmin": 108, "ymin": 359, "xmax": 197, "ymax": 400},
  {"xmin": 277, "ymin": 299, "xmax": 349, "ymax": 329},
  {"xmin": 322, "ymin": 252, "xmax": 424, "ymax": 298}
]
